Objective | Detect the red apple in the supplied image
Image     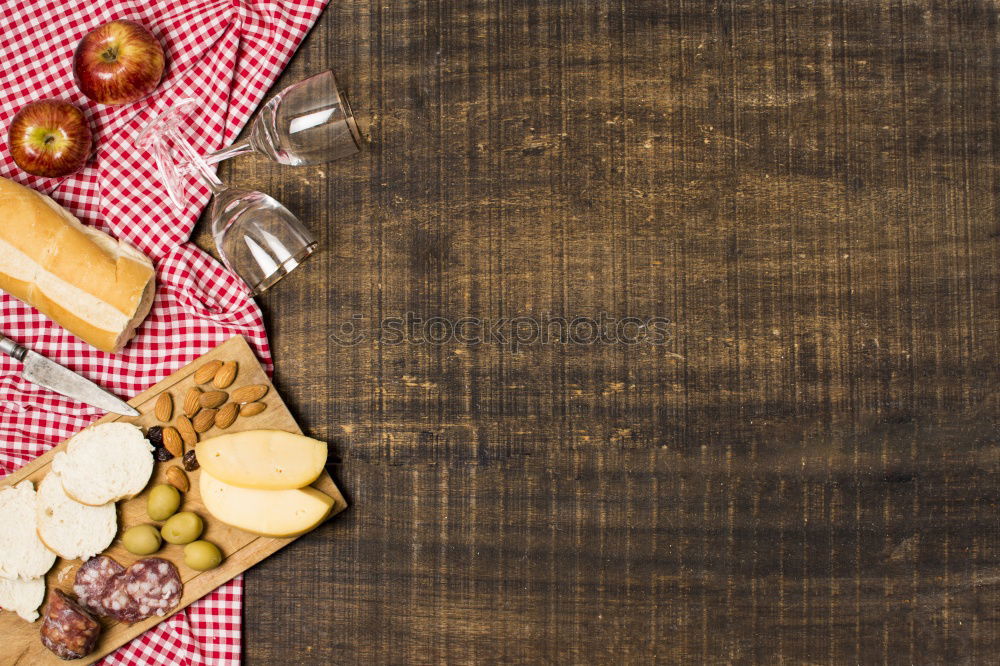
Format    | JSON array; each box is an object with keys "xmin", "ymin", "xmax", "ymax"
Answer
[
  {"xmin": 73, "ymin": 20, "xmax": 165, "ymax": 106},
  {"xmin": 7, "ymin": 100, "xmax": 92, "ymax": 178}
]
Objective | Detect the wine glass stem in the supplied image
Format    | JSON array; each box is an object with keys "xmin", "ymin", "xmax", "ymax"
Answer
[
  {"xmin": 202, "ymin": 138, "xmax": 255, "ymax": 166},
  {"xmin": 165, "ymin": 127, "xmax": 227, "ymax": 195}
]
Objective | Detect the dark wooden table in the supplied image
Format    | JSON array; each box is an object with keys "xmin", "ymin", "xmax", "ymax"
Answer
[{"xmin": 205, "ymin": 1, "xmax": 1000, "ymax": 663}]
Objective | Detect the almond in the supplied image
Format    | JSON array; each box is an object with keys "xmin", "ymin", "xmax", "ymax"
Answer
[
  {"xmin": 200, "ymin": 390, "xmax": 228, "ymax": 409},
  {"xmin": 215, "ymin": 402, "xmax": 239, "ymax": 429},
  {"xmin": 155, "ymin": 392, "xmax": 172, "ymax": 422},
  {"xmin": 184, "ymin": 387, "xmax": 203, "ymax": 418},
  {"xmin": 162, "ymin": 427, "xmax": 183, "ymax": 458},
  {"xmin": 231, "ymin": 384, "xmax": 268, "ymax": 404},
  {"xmin": 239, "ymin": 401, "xmax": 267, "ymax": 417},
  {"xmin": 193, "ymin": 409, "xmax": 217, "ymax": 433},
  {"xmin": 194, "ymin": 360, "xmax": 223, "ymax": 385},
  {"xmin": 176, "ymin": 415, "xmax": 198, "ymax": 447},
  {"xmin": 165, "ymin": 466, "xmax": 189, "ymax": 493},
  {"xmin": 212, "ymin": 361, "xmax": 238, "ymax": 389}
]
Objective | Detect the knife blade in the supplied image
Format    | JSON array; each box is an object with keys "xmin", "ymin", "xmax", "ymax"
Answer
[{"xmin": 0, "ymin": 335, "xmax": 139, "ymax": 416}]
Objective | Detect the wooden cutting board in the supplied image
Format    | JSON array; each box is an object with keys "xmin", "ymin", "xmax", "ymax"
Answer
[{"xmin": 0, "ymin": 335, "xmax": 347, "ymax": 665}]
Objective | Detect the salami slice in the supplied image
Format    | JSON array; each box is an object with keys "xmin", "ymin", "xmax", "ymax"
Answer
[
  {"xmin": 73, "ymin": 555, "xmax": 125, "ymax": 617},
  {"xmin": 73, "ymin": 555, "xmax": 184, "ymax": 624},
  {"xmin": 102, "ymin": 574, "xmax": 144, "ymax": 624},
  {"xmin": 124, "ymin": 557, "xmax": 182, "ymax": 619},
  {"xmin": 40, "ymin": 590, "xmax": 101, "ymax": 660}
]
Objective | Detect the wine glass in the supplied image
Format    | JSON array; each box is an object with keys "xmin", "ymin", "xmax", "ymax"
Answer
[
  {"xmin": 192, "ymin": 70, "xmax": 360, "ymax": 169},
  {"xmin": 138, "ymin": 102, "xmax": 317, "ymax": 296}
]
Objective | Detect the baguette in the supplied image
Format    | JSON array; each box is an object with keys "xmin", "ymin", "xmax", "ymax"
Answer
[
  {"xmin": 36, "ymin": 473, "xmax": 117, "ymax": 561},
  {"xmin": 52, "ymin": 422, "xmax": 153, "ymax": 506},
  {"xmin": 0, "ymin": 480, "xmax": 56, "ymax": 580},
  {"xmin": 0, "ymin": 575, "xmax": 45, "ymax": 622},
  {"xmin": 0, "ymin": 177, "xmax": 155, "ymax": 353}
]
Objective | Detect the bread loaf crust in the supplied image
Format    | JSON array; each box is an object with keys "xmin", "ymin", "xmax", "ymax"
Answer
[{"xmin": 0, "ymin": 177, "xmax": 155, "ymax": 353}]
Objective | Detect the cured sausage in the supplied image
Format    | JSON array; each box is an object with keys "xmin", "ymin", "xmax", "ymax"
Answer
[
  {"xmin": 73, "ymin": 555, "xmax": 183, "ymax": 624},
  {"xmin": 73, "ymin": 555, "xmax": 125, "ymax": 617},
  {"xmin": 124, "ymin": 557, "xmax": 182, "ymax": 618},
  {"xmin": 74, "ymin": 555, "xmax": 142, "ymax": 623},
  {"xmin": 39, "ymin": 590, "xmax": 101, "ymax": 660},
  {"xmin": 103, "ymin": 574, "xmax": 144, "ymax": 624}
]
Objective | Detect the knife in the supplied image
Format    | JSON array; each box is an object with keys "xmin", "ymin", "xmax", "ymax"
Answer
[{"xmin": 0, "ymin": 334, "xmax": 140, "ymax": 416}]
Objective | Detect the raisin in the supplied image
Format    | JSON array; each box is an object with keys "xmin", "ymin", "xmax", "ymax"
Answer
[
  {"xmin": 182, "ymin": 449, "xmax": 199, "ymax": 471},
  {"xmin": 147, "ymin": 425, "xmax": 164, "ymax": 448},
  {"xmin": 154, "ymin": 445, "xmax": 174, "ymax": 462}
]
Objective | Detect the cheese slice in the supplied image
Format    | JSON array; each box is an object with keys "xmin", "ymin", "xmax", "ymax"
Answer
[
  {"xmin": 199, "ymin": 470, "xmax": 334, "ymax": 538},
  {"xmin": 196, "ymin": 430, "xmax": 327, "ymax": 490}
]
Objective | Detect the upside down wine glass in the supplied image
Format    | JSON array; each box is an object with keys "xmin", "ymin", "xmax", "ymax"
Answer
[
  {"xmin": 138, "ymin": 71, "xmax": 361, "ymax": 295},
  {"xmin": 138, "ymin": 102, "xmax": 317, "ymax": 296}
]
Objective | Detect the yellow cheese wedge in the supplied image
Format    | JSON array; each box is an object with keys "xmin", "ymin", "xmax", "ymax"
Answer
[
  {"xmin": 195, "ymin": 430, "xmax": 327, "ymax": 490},
  {"xmin": 199, "ymin": 470, "xmax": 335, "ymax": 537}
]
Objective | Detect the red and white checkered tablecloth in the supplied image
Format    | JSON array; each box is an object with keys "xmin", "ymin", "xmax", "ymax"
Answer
[{"xmin": 0, "ymin": 1, "xmax": 328, "ymax": 663}]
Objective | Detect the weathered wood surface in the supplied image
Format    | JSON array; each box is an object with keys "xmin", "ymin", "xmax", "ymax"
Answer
[{"xmin": 205, "ymin": 0, "xmax": 1000, "ymax": 663}]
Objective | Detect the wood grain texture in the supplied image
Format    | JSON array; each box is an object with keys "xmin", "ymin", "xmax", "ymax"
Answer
[
  {"xmin": 0, "ymin": 336, "xmax": 345, "ymax": 665},
  {"xmin": 204, "ymin": 0, "xmax": 1000, "ymax": 663}
]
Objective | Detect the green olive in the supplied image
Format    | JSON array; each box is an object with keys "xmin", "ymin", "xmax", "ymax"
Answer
[
  {"xmin": 160, "ymin": 511, "xmax": 204, "ymax": 545},
  {"xmin": 122, "ymin": 524, "xmax": 162, "ymax": 555},
  {"xmin": 183, "ymin": 540, "xmax": 223, "ymax": 571},
  {"xmin": 146, "ymin": 484, "xmax": 181, "ymax": 521}
]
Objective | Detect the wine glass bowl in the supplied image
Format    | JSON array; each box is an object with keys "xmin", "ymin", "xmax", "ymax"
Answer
[
  {"xmin": 200, "ymin": 70, "xmax": 361, "ymax": 168},
  {"xmin": 209, "ymin": 188, "xmax": 317, "ymax": 296},
  {"xmin": 252, "ymin": 70, "xmax": 360, "ymax": 165}
]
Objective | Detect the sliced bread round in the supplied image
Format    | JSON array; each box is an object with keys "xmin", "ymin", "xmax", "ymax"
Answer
[
  {"xmin": 0, "ymin": 480, "xmax": 56, "ymax": 579},
  {"xmin": 36, "ymin": 473, "xmax": 117, "ymax": 561},
  {"xmin": 0, "ymin": 575, "xmax": 45, "ymax": 622},
  {"xmin": 52, "ymin": 422, "xmax": 153, "ymax": 505}
]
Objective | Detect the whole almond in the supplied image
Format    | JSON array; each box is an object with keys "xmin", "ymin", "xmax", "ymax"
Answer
[
  {"xmin": 194, "ymin": 360, "xmax": 223, "ymax": 385},
  {"xmin": 176, "ymin": 415, "xmax": 198, "ymax": 447},
  {"xmin": 155, "ymin": 392, "xmax": 172, "ymax": 422},
  {"xmin": 165, "ymin": 466, "xmax": 189, "ymax": 493},
  {"xmin": 215, "ymin": 402, "xmax": 239, "ymax": 429},
  {"xmin": 239, "ymin": 401, "xmax": 267, "ymax": 417},
  {"xmin": 231, "ymin": 384, "xmax": 268, "ymax": 404},
  {"xmin": 184, "ymin": 387, "xmax": 203, "ymax": 418},
  {"xmin": 162, "ymin": 427, "xmax": 183, "ymax": 458},
  {"xmin": 213, "ymin": 361, "xmax": 238, "ymax": 389},
  {"xmin": 193, "ymin": 409, "xmax": 217, "ymax": 433},
  {"xmin": 200, "ymin": 390, "xmax": 228, "ymax": 409}
]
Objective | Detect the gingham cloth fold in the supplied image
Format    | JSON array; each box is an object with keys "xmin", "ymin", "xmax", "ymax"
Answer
[{"xmin": 0, "ymin": 1, "xmax": 327, "ymax": 663}]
